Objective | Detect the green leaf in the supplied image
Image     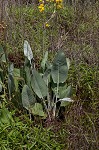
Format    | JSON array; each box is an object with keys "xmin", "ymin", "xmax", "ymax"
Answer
[
  {"xmin": 59, "ymin": 85, "xmax": 72, "ymax": 98},
  {"xmin": 31, "ymin": 69, "xmax": 47, "ymax": 99},
  {"xmin": 25, "ymin": 66, "xmax": 31, "ymax": 87},
  {"xmin": 1, "ymin": 54, "xmax": 6, "ymax": 62},
  {"xmin": 66, "ymin": 58, "xmax": 70, "ymax": 69},
  {"xmin": 24, "ymin": 57, "xmax": 31, "ymax": 67},
  {"xmin": 31, "ymin": 103, "xmax": 45, "ymax": 117},
  {"xmin": 51, "ymin": 51, "xmax": 68, "ymax": 83},
  {"xmin": 8, "ymin": 75, "xmax": 15, "ymax": 96},
  {"xmin": 59, "ymin": 98, "xmax": 73, "ymax": 107},
  {"xmin": 24, "ymin": 40, "xmax": 33, "ymax": 63},
  {"xmin": 43, "ymin": 61, "xmax": 52, "ymax": 84},
  {"xmin": 0, "ymin": 107, "xmax": 14, "ymax": 125},
  {"xmin": 43, "ymin": 68, "xmax": 51, "ymax": 84},
  {"xmin": 14, "ymin": 68, "xmax": 20, "ymax": 77},
  {"xmin": 8, "ymin": 63, "xmax": 14, "ymax": 76},
  {"xmin": 41, "ymin": 51, "xmax": 48, "ymax": 70},
  {"xmin": 0, "ymin": 45, "xmax": 7, "ymax": 62},
  {"xmin": 61, "ymin": 101, "xmax": 72, "ymax": 107},
  {"xmin": 22, "ymin": 85, "xmax": 36, "ymax": 110}
]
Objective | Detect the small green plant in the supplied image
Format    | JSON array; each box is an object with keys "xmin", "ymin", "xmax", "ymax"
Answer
[
  {"xmin": 0, "ymin": 44, "xmax": 23, "ymax": 103},
  {"xmin": 21, "ymin": 40, "xmax": 73, "ymax": 120}
]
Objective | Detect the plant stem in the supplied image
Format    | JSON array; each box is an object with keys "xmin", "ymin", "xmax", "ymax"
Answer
[
  {"xmin": 53, "ymin": 65, "xmax": 59, "ymax": 118},
  {"xmin": 47, "ymin": 79, "xmax": 51, "ymax": 111},
  {"xmin": 43, "ymin": 99, "xmax": 51, "ymax": 121}
]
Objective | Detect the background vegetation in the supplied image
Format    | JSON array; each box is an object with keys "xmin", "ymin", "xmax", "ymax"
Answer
[{"xmin": 0, "ymin": 0, "xmax": 99, "ymax": 149}]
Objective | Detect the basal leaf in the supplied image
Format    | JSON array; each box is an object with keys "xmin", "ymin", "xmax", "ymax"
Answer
[
  {"xmin": 59, "ymin": 98, "xmax": 73, "ymax": 107},
  {"xmin": 31, "ymin": 69, "xmax": 47, "ymax": 99},
  {"xmin": 59, "ymin": 85, "xmax": 72, "ymax": 98},
  {"xmin": 22, "ymin": 84, "xmax": 36, "ymax": 110},
  {"xmin": 31, "ymin": 103, "xmax": 45, "ymax": 117},
  {"xmin": 41, "ymin": 51, "xmax": 48, "ymax": 70},
  {"xmin": 51, "ymin": 51, "xmax": 68, "ymax": 83},
  {"xmin": 8, "ymin": 75, "xmax": 15, "ymax": 96},
  {"xmin": 24, "ymin": 40, "xmax": 33, "ymax": 63}
]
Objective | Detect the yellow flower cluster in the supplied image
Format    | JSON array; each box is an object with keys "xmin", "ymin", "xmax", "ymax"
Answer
[
  {"xmin": 38, "ymin": 3, "xmax": 44, "ymax": 12},
  {"xmin": 38, "ymin": 0, "xmax": 63, "ymax": 13},
  {"xmin": 56, "ymin": 3, "xmax": 62, "ymax": 9},
  {"xmin": 55, "ymin": 0, "xmax": 63, "ymax": 9},
  {"xmin": 56, "ymin": 0, "xmax": 62, "ymax": 3}
]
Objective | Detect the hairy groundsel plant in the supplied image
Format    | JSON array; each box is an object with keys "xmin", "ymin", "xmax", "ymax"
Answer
[
  {"xmin": 0, "ymin": 41, "xmax": 73, "ymax": 121},
  {"xmin": 21, "ymin": 41, "xmax": 73, "ymax": 121}
]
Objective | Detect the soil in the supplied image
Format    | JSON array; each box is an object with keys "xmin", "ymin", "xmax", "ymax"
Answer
[
  {"xmin": 8, "ymin": 51, "xmax": 24, "ymax": 68},
  {"xmin": 8, "ymin": 51, "xmax": 41, "ymax": 69}
]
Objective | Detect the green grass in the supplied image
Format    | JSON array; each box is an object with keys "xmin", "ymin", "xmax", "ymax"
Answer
[{"xmin": 0, "ymin": 108, "xmax": 65, "ymax": 150}]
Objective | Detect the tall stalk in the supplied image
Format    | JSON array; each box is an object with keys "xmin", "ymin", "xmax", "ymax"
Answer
[{"xmin": 53, "ymin": 65, "xmax": 59, "ymax": 118}]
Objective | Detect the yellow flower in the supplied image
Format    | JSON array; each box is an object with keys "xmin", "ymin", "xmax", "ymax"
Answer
[
  {"xmin": 56, "ymin": 0, "xmax": 62, "ymax": 3},
  {"xmin": 38, "ymin": 3, "xmax": 44, "ymax": 12},
  {"xmin": 57, "ymin": 4, "xmax": 62, "ymax": 9},
  {"xmin": 38, "ymin": 3, "xmax": 44, "ymax": 8},
  {"xmin": 45, "ymin": 23, "xmax": 50, "ymax": 27}
]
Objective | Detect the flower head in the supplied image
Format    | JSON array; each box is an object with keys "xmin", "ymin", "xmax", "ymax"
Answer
[
  {"xmin": 56, "ymin": 4, "xmax": 62, "ymax": 9},
  {"xmin": 45, "ymin": 23, "xmax": 50, "ymax": 28},
  {"xmin": 38, "ymin": 3, "xmax": 44, "ymax": 12},
  {"xmin": 56, "ymin": 0, "xmax": 62, "ymax": 3}
]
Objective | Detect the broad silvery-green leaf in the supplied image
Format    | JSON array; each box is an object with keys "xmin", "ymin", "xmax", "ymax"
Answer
[
  {"xmin": 24, "ymin": 57, "xmax": 31, "ymax": 67},
  {"xmin": 25, "ymin": 66, "xmax": 31, "ymax": 87},
  {"xmin": 59, "ymin": 98, "xmax": 73, "ymax": 102},
  {"xmin": 66, "ymin": 58, "xmax": 70, "ymax": 69},
  {"xmin": 43, "ymin": 61, "xmax": 52, "ymax": 84},
  {"xmin": 59, "ymin": 85, "xmax": 72, "ymax": 99},
  {"xmin": 22, "ymin": 85, "xmax": 36, "ymax": 110},
  {"xmin": 31, "ymin": 103, "xmax": 45, "ymax": 117},
  {"xmin": 8, "ymin": 63, "xmax": 14, "ymax": 76},
  {"xmin": 24, "ymin": 40, "xmax": 33, "ymax": 63},
  {"xmin": 59, "ymin": 98, "xmax": 73, "ymax": 107},
  {"xmin": 8, "ymin": 75, "xmax": 15, "ymax": 97},
  {"xmin": 43, "ymin": 68, "xmax": 51, "ymax": 84},
  {"xmin": 31, "ymin": 69, "xmax": 47, "ymax": 99},
  {"xmin": 41, "ymin": 51, "xmax": 48, "ymax": 70},
  {"xmin": 51, "ymin": 51, "xmax": 68, "ymax": 83}
]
